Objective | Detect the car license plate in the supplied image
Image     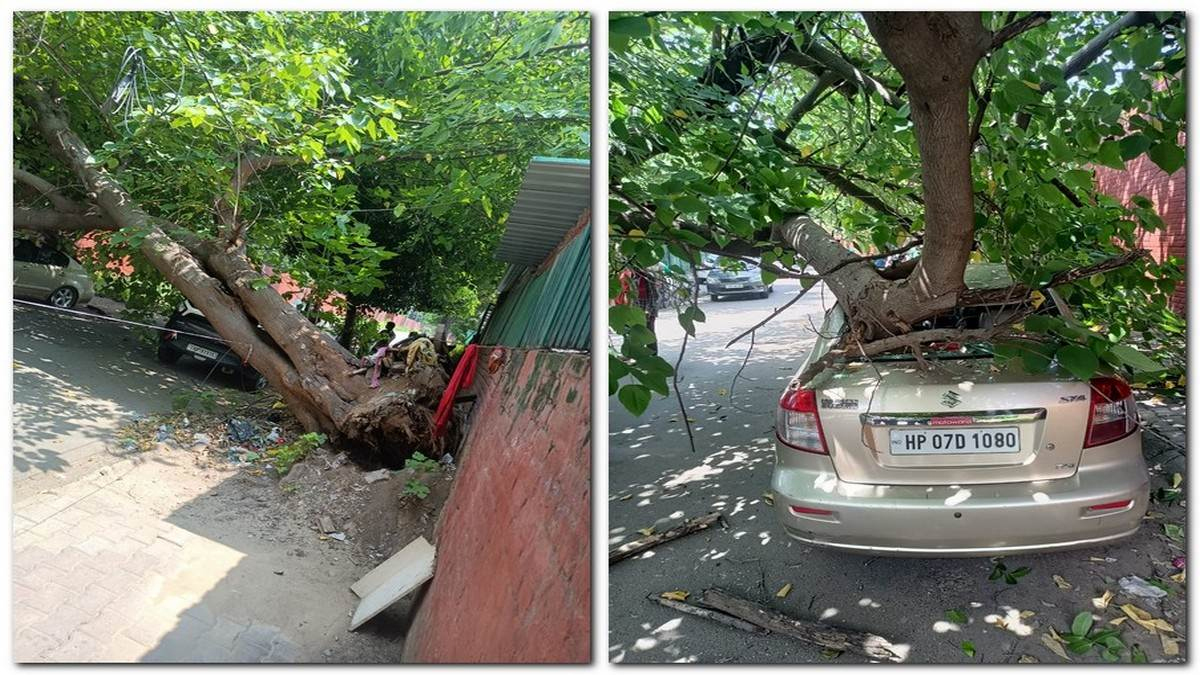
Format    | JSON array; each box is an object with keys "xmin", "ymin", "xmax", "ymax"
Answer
[
  {"xmin": 890, "ymin": 427, "xmax": 1020, "ymax": 455},
  {"xmin": 186, "ymin": 344, "xmax": 220, "ymax": 361}
]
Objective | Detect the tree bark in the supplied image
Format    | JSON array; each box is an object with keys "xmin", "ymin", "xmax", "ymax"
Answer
[
  {"xmin": 20, "ymin": 81, "xmax": 452, "ymax": 463},
  {"xmin": 338, "ymin": 301, "xmax": 361, "ymax": 350}
]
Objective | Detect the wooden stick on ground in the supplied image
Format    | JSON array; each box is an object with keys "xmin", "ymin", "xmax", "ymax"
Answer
[
  {"xmin": 648, "ymin": 593, "xmax": 768, "ymax": 635},
  {"xmin": 609, "ymin": 512, "xmax": 723, "ymax": 565},
  {"xmin": 701, "ymin": 588, "xmax": 906, "ymax": 662}
]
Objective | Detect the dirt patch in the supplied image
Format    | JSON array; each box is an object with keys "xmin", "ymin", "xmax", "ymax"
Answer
[{"xmin": 116, "ymin": 391, "xmax": 456, "ymax": 662}]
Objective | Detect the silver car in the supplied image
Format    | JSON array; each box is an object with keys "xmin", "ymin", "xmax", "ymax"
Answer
[
  {"xmin": 13, "ymin": 238, "xmax": 96, "ymax": 309},
  {"xmin": 707, "ymin": 268, "xmax": 773, "ymax": 301},
  {"xmin": 773, "ymin": 268, "xmax": 1147, "ymax": 556}
]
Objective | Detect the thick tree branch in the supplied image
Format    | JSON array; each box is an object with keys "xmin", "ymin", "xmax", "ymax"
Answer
[
  {"xmin": 15, "ymin": 206, "xmax": 117, "ymax": 232},
  {"xmin": 989, "ymin": 12, "xmax": 1051, "ymax": 52},
  {"xmin": 959, "ymin": 249, "xmax": 1147, "ymax": 306},
  {"xmin": 216, "ymin": 154, "xmax": 300, "ymax": 248},
  {"xmin": 14, "ymin": 167, "xmax": 81, "ymax": 213}
]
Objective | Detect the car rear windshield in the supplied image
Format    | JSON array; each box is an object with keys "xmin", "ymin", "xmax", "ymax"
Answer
[{"xmin": 866, "ymin": 301, "xmax": 1056, "ymax": 362}]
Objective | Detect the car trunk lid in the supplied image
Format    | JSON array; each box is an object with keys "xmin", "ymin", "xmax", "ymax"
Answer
[{"xmin": 812, "ymin": 355, "xmax": 1091, "ymax": 485}]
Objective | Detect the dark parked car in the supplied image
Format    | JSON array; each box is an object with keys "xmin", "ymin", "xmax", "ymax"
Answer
[{"xmin": 157, "ymin": 300, "xmax": 267, "ymax": 391}]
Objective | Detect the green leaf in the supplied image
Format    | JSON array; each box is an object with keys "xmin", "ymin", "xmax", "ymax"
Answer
[
  {"xmin": 1056, "ymin": 344, "xmax": 1099, "ymax": 381},
  {"xmin": 961, "ymin": 641, "xmax": 976, "ymax": 659},
  {"xmin": 1118, "ymin": 134, "xmax": 1152, "ymax": 161},
  {"xmin": 1164, "ymin": 522, "xmax": 1184, "ymax": 542},
  {"xmin": 1047, "ymin": 133, "xmax": 1072, "ymax": 162},
  {"xmin": 609, "ymin": 355, "xmax": 629, "ymax": 395},
  {"xmin": 945, "ymin": 609, "xmax": 968, "ymax": 624},
  {"xmin": 1132, "ymin": 35, "xmax": 1164, "ymax": 67},
  {"xmin": 618, "ymin": 383, "xmax": 652, "ymax": 416},
  {"xmin": 610, "ymin": 15, "xmax": 652, "ymax": 39},
  {"xmin": 610, "ymin": 304, "xmax": 646, "ymax": 332},
  {"xmin": 1071, "ymin": 611, "xmax": 1094, "ymax": 638},
  {"xmin": 1131, "ymin": 645, "xmax": 1148, "ymax": 663},
  {"xmin": 1107, "ymin": 344, "xmax": 1164, "ymax": 373},
  {"xmin": 1148, "ymin": 141, "xmax": 1185, "ymax": 175},
  {"xmin": 1095, "ymin": 141, "xmax": 1126, "ymax": 170}
]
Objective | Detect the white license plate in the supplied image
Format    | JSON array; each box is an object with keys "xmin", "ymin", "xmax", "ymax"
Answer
[
  {"xmin": 890, "ymin": 427, "xmax": 1021, "ymax": 455},
  {"xmin": 186, "ymin": 344, "xmax": 220, "ymax": 360}
]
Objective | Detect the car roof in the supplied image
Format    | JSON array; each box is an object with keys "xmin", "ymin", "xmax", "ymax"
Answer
[{"xmin": 963, "ymin": 263, "xmax": 1014, "ymax": 290}]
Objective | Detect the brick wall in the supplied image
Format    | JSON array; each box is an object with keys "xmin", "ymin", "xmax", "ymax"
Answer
[
  {"xmin": 1093, "ymin": 133, "xmax": 1187, "ymax": 314},
  {"xmin": 403, "ymin": 347, "xmax": 591, "ymax": 663}
]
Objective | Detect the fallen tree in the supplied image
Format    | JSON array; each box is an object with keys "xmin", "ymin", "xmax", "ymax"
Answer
[
  {"xmin": 14, "ymin": 12, "xmax": 590, "ymax": 461},
  {"xmin": 610, "ymin": 11, "xmax": 1185, "ymax": 408}
]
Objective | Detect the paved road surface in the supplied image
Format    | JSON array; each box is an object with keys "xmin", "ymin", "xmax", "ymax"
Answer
[
  {"xmin": 608, "ymin": 279, "xmax": 1186, "ymax": 664},
  {"xmin": 13, "ymin": 302, "xmax": 241, "ymax": 501}
]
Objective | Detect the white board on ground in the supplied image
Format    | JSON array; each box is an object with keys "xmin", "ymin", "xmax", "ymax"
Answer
[{"xmin": 349, "ymin": 536, "xmax": 436, "ymax": 630}]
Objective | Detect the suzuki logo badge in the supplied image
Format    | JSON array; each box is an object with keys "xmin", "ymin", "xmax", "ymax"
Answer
[{"xmin": 941, "ymin": 390, "xmax": 962, "ymax": 408}]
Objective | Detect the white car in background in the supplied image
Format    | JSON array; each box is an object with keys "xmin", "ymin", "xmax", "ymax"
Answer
[{"xmin": 13, "ymin": 237, "xmax": 95, "ymax": 309}]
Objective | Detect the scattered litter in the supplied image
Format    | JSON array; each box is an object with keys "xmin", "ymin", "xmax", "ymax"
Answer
[
  {"xmin": 273, "ymin": 569, "xmax": 284, "ymax": 576},
  {"xmin": 318, "ymin": 516, "xmax": 338, "ymax": 534},
  {"xmin": 329, "ymin": 532, "xmax": 347, "ymax": 542},
  {"xmin": 1018, "ymin": 654, "xmax": 1038, "ymax": 664},
  {"xmin": 1052, "ymin": 574, "xmax": 1072, "ymax": 590},
  {"xmin": 1119, "ymin": 576, "xmax": 1168, "ymax": 600},
  {"xmin": 156, "ymin": 424, "xmax": 171, "ymax": 442},
  {"xmin": 1092, "ymin": 590, "xmax": 1115, "ymax": 610},
  {"xmin": 1170, "ymin": 569, "xmax": 1185, "ymax": 583},
  {"xmin": 1172, "ymin": 556, "xmax": 1186, "ymax": 570},
  {"xmin": 776, "ymin": 583, "xmax": 792, "ymax": 598},
  {"xmin": 227, "ymin": 417, "xmax": 257, "ymax": 443},
  {"xmin": 191, "ymin": 432, "xmax": 211, "ymax": 448},
  {"xmin": 439, "ymin": 453, "xmax": 455, "ymax": 469},
  {"xmin": 264, "ymin": 427, "xmax": 281, "ymax": 445},
  {"xmin": 363, "ymin": 468, "xmax": 391, "ymax": 484}
]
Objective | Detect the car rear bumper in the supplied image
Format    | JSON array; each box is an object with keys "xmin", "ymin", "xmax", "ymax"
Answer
[
  {"xmin": 772, "ymin": 434, "xmax": 1148, "ymax": 557},
  {"xmin": 709, "ymin": 284, "xmax": 766, "ymax": 295}
]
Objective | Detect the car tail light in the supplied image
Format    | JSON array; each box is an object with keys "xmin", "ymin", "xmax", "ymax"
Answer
[
  {"xmin": 1087, "ymin": 499, "xmax": 1133, "ymax": 512},
  {"xmin": 776, "ymin": 386, "xmax": 828, "ymax": 454},
  {"xmin": 790, "ymin": 504, "xmax": 834, "ymax": 516},
  {"xmin": 1084, "ymin": 377, "xmax": 1138, "ymax": 448}
]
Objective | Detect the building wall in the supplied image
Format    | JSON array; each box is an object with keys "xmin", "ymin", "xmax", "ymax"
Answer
[
  {"xmin": 403, "ymin": 347, "xmax": 590, "ymax": 663},
  {"xmin": 1093, "ymin": 134, "xmax": 1187, "ymax": 314}
]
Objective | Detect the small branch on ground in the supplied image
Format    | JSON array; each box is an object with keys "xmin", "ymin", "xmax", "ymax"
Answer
[
  {"xmin": 649, "ymin": 593, "xmax": 768, "ymax": 635},
  {"xmin": 700, "ymin": 588, "xmax": 907, "ymax": 662},
  {"xmin": 609, "ymin": 512, "xmax": 724, "ymax": 565}
]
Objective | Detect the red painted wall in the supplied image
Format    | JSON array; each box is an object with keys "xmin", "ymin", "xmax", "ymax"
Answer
[
  {"xmin": 404, "ymin": 347, "xmax": 591, "ymax": 663},
  {"xmin": 1093, "ymin": 133, "xmax": 1187, "ymax": 313}
]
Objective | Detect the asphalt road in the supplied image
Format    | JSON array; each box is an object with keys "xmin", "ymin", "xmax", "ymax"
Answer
[
  {"xmin": 608, "ymin": 279, "xmax": 1186, "ymax": 664},
  {"xmin": 12, "ymin": 301, "xmax": 239, "ymax": 501}
]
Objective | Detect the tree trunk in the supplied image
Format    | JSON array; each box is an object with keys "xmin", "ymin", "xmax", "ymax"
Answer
[
  {"xmin": 21, "ymin": 82, "xmax": 453, "ymax": 464},
  {"xmin": 337, "ymin": 301, "xmax": 361, "ymax": 351}
]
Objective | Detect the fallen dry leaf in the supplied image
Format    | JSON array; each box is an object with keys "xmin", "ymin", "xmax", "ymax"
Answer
[
  {"xmin": 776, "ymin": 583, "xmax": 793, "ymax": 598},
  {"xmin": 1041, "ymin": 633, "xmax": 1071, "ymax": 661},
  {"xmin": 1161, "ymin": 634, "xmax": 1180, "ymax": 657},
  {"xmin": 1109, "ymin": 617, "xmax": 1128, "ymax": 626},
  {"xmin": 1120, "ymin": 603, "xmax": 1175, "ymax": 634},
  {"xmin": 1053, "ymin": 574, "xmax": 1072, "ymax": 590},
  {"xmin": 1171, "ymin": 570, "xmax": 1186, "ymax": 583},
  {"xmin": 619, "ymin": 494, "xmax": 633, "ymax": 501},
  {"xmin": 660, "ymin": 590, "xmax": 689, "ymax": 602},
  {"xmin": 1018, "ymin": 655, "xmax": 1039, "ymax": 664},
  {"xmin": 762, "ymin": 492, "xmax": 775, "ymax": 506},
  {"xmin": 1093, "ymin": 590, "xmax": 1114, "ymax": 610},
  {"xmin": 637, "ymin": 527, "xmax": 655, "ymax": 537},
  {"xmin": 1019, "ymin": 610, "xmax": 1036, "ymax": 619}
]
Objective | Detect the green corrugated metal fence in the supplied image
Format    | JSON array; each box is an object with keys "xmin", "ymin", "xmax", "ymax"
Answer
[{"xmin": 481, "ymin": 225, "xmax": 590, "ymax": 351}]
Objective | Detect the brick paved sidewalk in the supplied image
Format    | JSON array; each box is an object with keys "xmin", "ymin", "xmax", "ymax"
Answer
[{"xmin": 12, "ymin": 456, "xmax": 353, "ymax": 662}]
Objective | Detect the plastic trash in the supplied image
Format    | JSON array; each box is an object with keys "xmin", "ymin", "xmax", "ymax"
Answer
[
  {"xmin": 156, "ymin": 424, "xmax": 172, "ymax": 442},
  {"xmin": 227, "ymin": 417, "xmax": 257, "ymax": 443},
  {"xmin": 1172, "ymin": 556, "xmax": 1186, "ymax": 570},
  {"xmin": 1119, "ymin": 575, "xmax": 1168, "ymax": 599}
]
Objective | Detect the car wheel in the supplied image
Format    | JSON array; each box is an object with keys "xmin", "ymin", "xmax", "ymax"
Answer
[
  {"xmin": 710, "ymin": 294, "xmax": 719, "ymax": 302},
  {"xmin": 241, "ymin": 372, "xmax": 269, "ymax": 392},
  {"xmin": 758, "ymin": 290, "xmax": 769, "ymax": 299},
  {"xmin": 49, "ymin": 286, "xmax": 78, "ymax": 309},
  {"xmin": 156, "ymin": 342, "xmax": 182, "ymax": 364}
]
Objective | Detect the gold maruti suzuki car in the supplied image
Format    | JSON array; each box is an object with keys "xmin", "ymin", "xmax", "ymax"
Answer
[{"xmin": 773, "ymin": 267, "xmax": 1147, "ymax": 556}]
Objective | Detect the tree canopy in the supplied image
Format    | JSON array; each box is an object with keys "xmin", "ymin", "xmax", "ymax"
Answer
[
  {"xmin": 610, "ymin": 11, "xmax": 1185, "ymax": 415},
  {"xmin": 15, "ymin": 11, "xmax": 589, "ymax": 324}
]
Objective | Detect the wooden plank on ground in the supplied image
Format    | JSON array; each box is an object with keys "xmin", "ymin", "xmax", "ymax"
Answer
[
  {"xmin": 609, "ymin": 512, "xmax": 723, "ymax": 565},
  {"xmin": 701, "ymin": 588, "xmax": 906, "ymax": 662},
  {"xmin": 349, "ymin": 536, "xmax": 436, "ymax": 630}
]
